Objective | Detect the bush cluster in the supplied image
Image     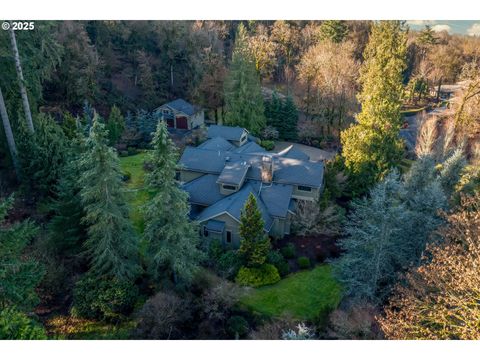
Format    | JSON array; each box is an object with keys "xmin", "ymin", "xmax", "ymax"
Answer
[
  {"xmin": 281, "ymin": 243, "xmax": 296, "ymax": 259},
  {"xmin": 267, "ymin": 250, "xmax": 290, "ymax": 277},
  {"xmin": 297, "ymin": 256, "xmax": 311, "ymax": 269},
  {"xmin": 235, "ymin": 264, "xmax": 280, "ymax": 287},
  {"xmin": 72, "ymin": 276, "xmax": 139, "ymax": 322}
]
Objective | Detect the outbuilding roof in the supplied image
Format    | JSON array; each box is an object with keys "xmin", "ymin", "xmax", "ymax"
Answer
[{"xmin": 158, "ymin": 98, "xmax": 197, "ymax": 116}]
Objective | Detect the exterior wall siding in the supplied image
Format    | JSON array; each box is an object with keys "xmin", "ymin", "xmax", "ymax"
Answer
[{"xmin": 291, "ymin": 186, "xmax": 320, "ymax": 201}]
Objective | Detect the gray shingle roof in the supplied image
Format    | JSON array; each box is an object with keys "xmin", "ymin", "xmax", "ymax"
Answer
[
  {"xmin": 274, "ymin": 157, "xmax": 324, "ymax": 187},
  {"xmin": 182, "ymin": 174, "xmax": 225, "ymax": 206},
  {"xmin": 161, "ymin": 99, "xmax": 197, "ymax": 116},
  {"xmin": 179, "ymin": 147, "xmax": 324, "ymax": 188},
  {"xmin": 250, "ymin": 181, "xmax": 293, "ymax": 218},
  {"xmin": 196, "ymin": 183, "xmax": 273, "ymax": 231},
  {"xmin": 217, "ymin": 162, "xmax": 250, "ymax": 186},
  {"xmin": 198, "ymin": 137, "xmax": 235, "ymax": 151},
  {"xmin": 284, "ymin": 147, "xmax": 310, "ymax": 161},
  {"xmin": 234, "ymin": 141, "xmax": 267, "ymax": 154},
  {"xmin": 208, "ymin": 125, "xmax": 247, "ymax": 141}
]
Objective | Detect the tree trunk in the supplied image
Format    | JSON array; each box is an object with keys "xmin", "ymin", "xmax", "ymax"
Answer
[
  {"xmin": 9, "ymin": 27, "xmax": 34, "ymax": 133},
  {"xmin": 436, "ymin": 78, "xmax": 443, "ymax": 103},
  {"xmin": 0, "ymin": 87, "xmax": 21, "ymax": 178}
]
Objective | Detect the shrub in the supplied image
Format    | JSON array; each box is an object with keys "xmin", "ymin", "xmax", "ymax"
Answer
[
  {"xmin": 216, "ymin": 250, "xmax": 243, "ymax": 280},
  {"xmin": 72, "ymin": 276, "xmax": 138, "ymax": 322},
  {"xmin": 261, "ymin": 126, "xmax": 279, "ymax": 140},
  {"xmin": 0, "ymin": 307, "xmax": 47, "ymax": 340},
  {"xmin": 260, "ymin": 140, "xmax": 275, "ymax": 151},
  {"xmin": 121, "ymin": 170, "xmax": 132, "ymax": 182},
  {"xmin": 227, "ymin": 315, "xmax": 249, "ymax": 338},
  {"xmin": 127, "ymin": 147, "xmax": 138, "ymax": 156},
  {"xmin": 134, "ymin": 292, "xmax": 192, "ymax": 339},
  {"xmin": 235, "ymin": 264, "xmax": 280, "ymax": 287},
  {"xmin": 281, "ymin": 243, "xmax": 296, "ymax": 259},
  {"xmin": 297, "ymin": 256, "xmax": 311, "ymax": 269},
  {"xmin": 267, "ymin": 250, "xmax": 290, "ymax": 277}
]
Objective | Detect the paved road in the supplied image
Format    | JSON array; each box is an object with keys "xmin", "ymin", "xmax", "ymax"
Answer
[{"xmin": 274, "ymin": 141, "xmax": 337, "ymax": 162}]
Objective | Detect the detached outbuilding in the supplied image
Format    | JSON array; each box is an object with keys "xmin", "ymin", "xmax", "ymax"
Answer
[{"xmin": 154, "ymin": 98, "xmax": 204, "ymax": 130}]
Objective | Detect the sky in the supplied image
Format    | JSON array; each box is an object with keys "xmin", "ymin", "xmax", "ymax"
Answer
[{"xmin": 406, "ymin": 20, "xmax": 480, "ymax": 36}]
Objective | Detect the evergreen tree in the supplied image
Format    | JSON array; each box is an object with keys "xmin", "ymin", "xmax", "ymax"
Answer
[
  {"xmin": 16, "ymin": 114, "xmax": 67, "ymax": 199},
  {"xmin": 318, "ymin": 20, "xmax": 349, "ymax": 43},
  {"xmin": 332, "ymin": 172, "xmax": 408, "ymax": 303},
  {"xmin": 0, "ymin": 196, "xmax": 44, "ymax": 310},
  {"xmin": 265, "ymin": 92, "xmax": 282, "ymax": 134},
  {"xmin": 78, "ymin": 117, "xmax": 139, "ymax": 281},
  {"xmin": 224, "ymin": 23, "xmax": 266, "ymax": 135},
  {"xmin": 439, "ymin": 149, "xmax": 466, "ymax": 196},
  {"xmin": 106, "ymin": 105, "xmax": 125, "ymax": 146},
  {"xmin": 48, "ymin": 135, "xmax": 87, "ymax": 255},
  {"xmin": 280, "ymin": 96, "xmax": 298, "ymax": 140},
  {"xmin": 341, "ymin": 21, "xmax": 407, "ymax": 195},
  {"xmin": 0, "ymin": 307, "xmax": 47, "ymax": 340},
  {"xmin": 417, "ymin": 25, "xmax": 438, "ymax": 48},
  {"xmin": 238, "ymin": 193, "xmax": 271, "ymax": 267},
  {"xmin": 61, "ymin": 111, "xmax": 80, "ymax": 140},
  {"xmin": 143, "ymin": 120, "xmax": 204, "ymax": 285},
  {"xmin": 334, "ymin": 153, "xmax": 457, "ymax": 303}
]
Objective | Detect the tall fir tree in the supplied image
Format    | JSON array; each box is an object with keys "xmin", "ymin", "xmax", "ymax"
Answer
[
  {"xmin": 106, "ymin": 105, "xmax": 125, "ymax": 146},
  {"xmin": 143, "ymin": 120, "xmax": 204, "ymax": 285},
  {"xmin": 0, "ymin": 196, "xmax": 44, "ymax": 311},
  {"xmin": 224, "ymin": 23, "xmax": 266, "ymax": 135},
  {"xmin": 48, "ymin": 134, "xmax": 87, "ymax": 255},
  {"xmin": 318, "ymin": 20, "xmax": 349, "ymax": 43},
  {"xmin": 78, "ymin": 117, "xmax": 139, "ymax": 281},
  {"xmin": 238, "ymin": 193, "xmax": 271, "ymax": 268},
  {"xmin": 16, "ymin": 114, "xmax": 68, "ymax": 199},
  {"xmin": 280, "ymin": 96, "xmax": 298, "ymax": 140},
  {"xmin": 341, "ymin": 21, "xmax": 407, "ymax": 195}
]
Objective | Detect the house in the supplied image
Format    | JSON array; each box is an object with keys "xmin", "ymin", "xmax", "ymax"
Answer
[
  {"xmin": 177, "ymin": 125, "xmax": 325, "ymax": 248},
  {"xmin": 154, "ymin": 98, "xmax": 204, "ymax": 130}
]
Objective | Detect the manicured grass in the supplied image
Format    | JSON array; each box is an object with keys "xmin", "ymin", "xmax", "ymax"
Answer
[
  {"xmin": 240, "ymin": 265, "xmax": 342, "ymax": 321},
  {"xmin": 119, "ymin": 152, "xmax": 153, "ymax": 233}
]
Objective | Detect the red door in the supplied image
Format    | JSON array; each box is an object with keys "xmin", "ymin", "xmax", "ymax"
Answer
[{"xmin": 176, "ymin": 116, "xmax": 188, "ymax": 129}]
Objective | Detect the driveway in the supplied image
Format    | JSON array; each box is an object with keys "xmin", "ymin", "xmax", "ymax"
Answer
[{"xmin": 274, "ymin": 141, "xmax": 337, "ymax": 162}]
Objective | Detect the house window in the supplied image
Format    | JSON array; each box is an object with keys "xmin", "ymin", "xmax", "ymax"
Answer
[
  {"xmin": 175, "ymin": 171, "xmax": 181, "ymax": 181},
  {"xmin": 222, "ymin": 184, "xmax": 236, "ymax": 191},
  {"xmin": 163, "ymin": 109, "xmax": 170, "ymax": 114},
  {"xmin": 203, "ymin": 226, "xmax": 209, "ymax": 237},
  {"xmin": 226, "ymin": 231, "xmax": 232, "ymax": 243},
  {"xmin": 240, "ymin": 135, "xmax": 247, "ymax": 143},
  {"xmin": 298, "ymin": 185, "xmax": 312, "ymax": 192}
]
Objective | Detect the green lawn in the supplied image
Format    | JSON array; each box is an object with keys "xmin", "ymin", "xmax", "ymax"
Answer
[
  {"xmin": 240, "ymin": 265, "xmax": 342, "ymax": 321},
  {"xmin": 119, "ymin": 152, "xmax": 152, "ymax": 233}
]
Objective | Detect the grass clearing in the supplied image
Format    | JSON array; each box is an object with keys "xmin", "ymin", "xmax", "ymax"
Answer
[
  {"xmin": 119, "ymin": 152, "xmax": 153, "ymax": 233},
  {"xmin": 240, "ymin": 265, "xmax": 342, "ymax": 321}
]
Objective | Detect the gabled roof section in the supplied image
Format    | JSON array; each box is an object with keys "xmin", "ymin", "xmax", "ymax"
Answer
[
  {"xmin": 179, "ymin": 146, "xmax": 324, "ymax": 188},
  {"xmin": 250, "ymin": 181, "xmax": 294, "ymax": 218},
  {"xmin": 277, "ymin": 145, "xmax": 310, "ymax": 161},
  {"xmin": 182, "ymin": 174, "xmax": 225, "ymax": 206},
  {"xmin": 274, "ymin": 157, "xmax": 324, "ymax": 187},
  {"xmin": 196, "ymin": 184, "xmax": 273, "ymax": 231},
  {"xmin": 217, "ymin": 162, "xmax": 250, "ymax": 186},
  {"xmin": 178, "ymin": 146, "xmax": 226, "ymax": 173},
  {"xmin": 234, "ymin": 141, "xmax": 267, "ymax": 154},
  {"xmin": 158, "ymin": 98, "xmax": 197, "ymax": 116},
  {"xmin": 198, "ymin": 137, "xmax": 235, "ymax": 151},
  {"xmin": 208, "ymin": 125, "xmax": 247, "ymax": 142}
]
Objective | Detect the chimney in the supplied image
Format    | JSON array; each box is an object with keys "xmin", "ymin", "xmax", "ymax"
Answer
[{"xmin": 261, "ymin": 155, "xmax": 273, "ymax": 183}]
